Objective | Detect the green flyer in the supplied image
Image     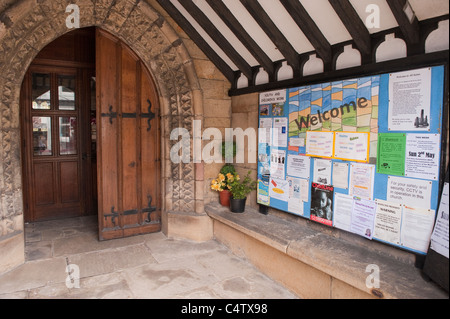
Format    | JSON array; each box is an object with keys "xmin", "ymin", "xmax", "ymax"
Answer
[{"xmin": 377, "ymin": 133, "xmax": 406, "ymax": 176}]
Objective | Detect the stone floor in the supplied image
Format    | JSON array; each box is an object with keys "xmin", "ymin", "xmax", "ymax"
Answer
[{"xmin": 0, "ymin": 216, "xmax": 298, "ymax": 299}]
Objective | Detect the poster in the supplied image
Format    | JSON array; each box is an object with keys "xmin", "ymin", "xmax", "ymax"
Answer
[
  {"xmin": 349, "ymin": 163, "xmax": 375, "ymax": 200},
  {"xmin": 332, "ymin": 162, "xmax": 349, "ymax": 189},
  {"xmin": 401, "ymin": 205, "xmax": 436, "ymax": 254},
  {"xmin": 273, "ymin": 118, "xmax": 288, "ymax": 147},
  {"xmin": 377, "ymin": 133, "xmax": 406, "ymax": 176},
  {"xmin": 260, "ymin": 89, "xmax": 287, "ymax": 105},
  {"xmin": 351, "ymin": 197, "xmax": 377, "ymax": 239},
  {"xmin": 310, "ymin": 183, "xmax": 334, "ymax": 226},
  {"xmin": 373, "ymin": 199, "xmax": 402, "ymax": 246},
  {"xmin": 313, "ymin": 159, "xmax": 332, "ymax": 185},
  {"xmin": 387, "ymin": 176, "xmax": 432, "ymax": 209},
  {"xmin": 269, "ymin": 178, "xmax": 289, "ymax": 202},
  {"xmin": 287, "ymin": 177, "xmax": 304, "ymax": 215},
  {"xmin": 430, "ymin": 182, "xmax": 449, "ymax": 258},
  {"xmin": 333, "ymin": 193, "xmax": 354, "ymax": 232},
  {"xmin": 405, "ymin": 134, "xmax": 440, "ymax": 180},
  {"xmin": 287, "ymin": 155, "xmax": 310, "ymax": 179},
  {"xmin": 333, "ymin": 132, "xmax": 370, "ymax": 163},
  {"xmin": 388, "ymin": 68, "xmax": 432, "ymax": 131},
  {"xmin": 257, "ymin": 178, "xmax": 270, "ymax": 206},
  {"xmin": 270, "ymin": 149, "xmax": 286, "ymax": 179},
  {"xmin": 259, "ymin": 118, "xmax": 272, "ymax": 144},
  {"xmin": 306, "ymin": 131, "xmax": 334, "ymax": 158}
]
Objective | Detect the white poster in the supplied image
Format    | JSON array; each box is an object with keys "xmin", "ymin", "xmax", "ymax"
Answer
[
  {"xmin": 349, "ymin": 163, "xmax": 375, "ymax": 200},
  {"xmin": 334, "ymin": 132, "xmax": 370, "ymax": 163},
  {"xmin": 373, "ymin": 199, "xmax": 402, "ymax": 246},
  {"xmin": 269, "ymin": 178, "xmax": 289, "ymax": 202},
  {"xmin": 287, "ymin": 155, "xmax": 310, "ymax": 179},
  {"xmin": 333, "ymin": 193, "xmax": 354, "ymax": 232},
  {"xmin": 332, "ymin": 162, "xmax": 349, "ymax": 189},
  {"xmin": 260, "ymin": 89, "xmax": 287, "ymax": 105},
  {"xmin": 388, "ymin": 68, "xmax": 432, "ymax": 131},
  {"xmin": 259, "ymin": 118, "xmax": 273, "ymax": 144},
  {"xmin": 405, "ymin": 134, "xmax": 440, "ymax": 180},
  {"xmin": 430, "ymin": 182, "xmax": 449, "ymax": 258},
  {"xmin": 300, "ymin": 178, "xmax": 310, "ymax": 203},
  {"xmin": 401, "ymin": 205, "xmax": 435, "ymax": 253},
  {"xmin": 273, "ymin": 118, "xmax": 288, "ymax": 148},
  {"xmin": 313, "ymin": 159, "xmax": 332, "ymax": 185},
  {"xmin": 351, "ymin": 197, "xmax": 377, "ymax": 240},
  {"xmin": 287, "ymin": 177, "xmax": 304, "ymax": 216},
  {"xmin": 270, "ymin": 149, "xmax": 286, "ymax": 179},
  {"xmin": 306, "ymin": 131, "xmax": 334, "ymax": 158},
  {"xmin": 387, "ymin": 176, "xmax": 432, "ymax": 209}
]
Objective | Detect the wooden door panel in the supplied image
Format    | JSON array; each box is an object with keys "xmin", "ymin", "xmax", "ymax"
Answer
[
  {"xmin": 97, "ymin": 29, "xmax": 161, "ymax": 240},
  {"xmin": 60, "ymin": 161, "xmax": 80, "ymax": 203},
  {"xmin": 34, "ymin": 162, "xmax": 56, "ymax": 206}
]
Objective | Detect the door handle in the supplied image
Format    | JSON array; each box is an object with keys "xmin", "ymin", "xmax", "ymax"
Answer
[{"xmin": 82, "ymin": 153, "xmax": 88, "ymax": 160}]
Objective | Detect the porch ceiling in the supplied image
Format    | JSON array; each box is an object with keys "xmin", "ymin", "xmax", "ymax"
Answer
[{"xmin": 155, "ymin": 0, "xmax": 449, "ymax": 95}]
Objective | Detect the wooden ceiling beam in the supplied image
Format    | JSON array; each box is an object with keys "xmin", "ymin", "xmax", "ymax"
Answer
[
  {"xmin": 178, "ymin": 0, "xmax": 253, "ymax": 80},
  {"xmin": 239, "ymin": 0, "xmax": 301, "ymax": 75},
  {"xmin": 205, "ymin": 0, "xmax": 275, "ymax": 78},
  {"xmin": 328, "ymin": 0, "xmax": 372, "ymax": 58},
  {"xmin": 155, "ymin": 0, "xmax": 235, "ymax": 83},
  {"xmin": 279, "ymin": 0, "xmax": 332, "ymax": 65},
  {"xmin": 386, "ymin": 0, "xmax": 420, "ymax": 45}
]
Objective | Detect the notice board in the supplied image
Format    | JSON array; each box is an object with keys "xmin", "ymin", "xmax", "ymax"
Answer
[{"xmin": 257, "ymin": 66, "xmax": 445, "ymax": 255}]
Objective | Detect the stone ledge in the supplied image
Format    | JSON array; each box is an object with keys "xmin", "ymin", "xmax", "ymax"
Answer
[{"xmin": 205, "ymin": 202, "xmax": 448, "ymax": 299}]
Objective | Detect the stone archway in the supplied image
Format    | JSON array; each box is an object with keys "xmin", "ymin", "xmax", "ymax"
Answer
[{"xmin": 0, "ymin": 0, "xmax": 207, "ymax": 274}]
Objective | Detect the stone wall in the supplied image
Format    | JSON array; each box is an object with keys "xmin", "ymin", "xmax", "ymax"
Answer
[{"xmin": 0, "ymin": 0, "xmax": 232, "ymax": 274}]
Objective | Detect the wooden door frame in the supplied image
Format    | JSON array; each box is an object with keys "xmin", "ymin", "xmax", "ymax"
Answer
[{"xmin": 20, "ymin": 63, "xmax": 96, "ymax": 222}]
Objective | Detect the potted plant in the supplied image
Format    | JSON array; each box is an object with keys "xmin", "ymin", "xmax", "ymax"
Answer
[
  {"xmin": 229, "ymin": 171, "xmax": 257, "ymax": 213},
  {"xmin": 211, "ymin": 164, "xmax": 237, "ymax": 207}
]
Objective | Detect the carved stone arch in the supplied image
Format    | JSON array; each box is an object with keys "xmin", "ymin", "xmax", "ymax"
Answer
[{"xmin": 0, "ymin": 0, "xmax": 206, "ymax": 273}]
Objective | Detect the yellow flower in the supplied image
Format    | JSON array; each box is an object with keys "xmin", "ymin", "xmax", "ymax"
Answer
[
  {"xmin": 218, "ymin": 174, "xmax": 225, "ymax": 182},
  {"xmin": 236, "ymin": 175, "xmax": 240, "ymax": 181}
]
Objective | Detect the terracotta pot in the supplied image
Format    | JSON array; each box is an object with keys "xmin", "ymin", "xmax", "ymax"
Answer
[{"xmin": 219, "ymin": 190, "xmax": 231, "ymax": 207}]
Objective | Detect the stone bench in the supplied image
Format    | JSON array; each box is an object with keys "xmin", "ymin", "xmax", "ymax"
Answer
[{"xmin": 205, "ymin": 202, "xmax": 448, "ymax": 299}]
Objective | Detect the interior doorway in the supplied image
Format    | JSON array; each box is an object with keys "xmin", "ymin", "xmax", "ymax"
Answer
[{"xmin": 20, "ymin": 27, "xmax": 97, "ymax": 223}]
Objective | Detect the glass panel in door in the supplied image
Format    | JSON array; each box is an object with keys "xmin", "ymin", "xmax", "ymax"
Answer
[
  {"xmin": 58, "ymin": 74, "xmax": 76, "ymax": 111},
  {"xmin": 32, "ymin": 73, "xmax": 51, "ymax": 110},
  {"xmin": 33, "ymin": 116, "xmax": 52, "ymax": 156},
  {"xmin": 59, "ymin": 116, "xmax": 77, "ymax": 155}
]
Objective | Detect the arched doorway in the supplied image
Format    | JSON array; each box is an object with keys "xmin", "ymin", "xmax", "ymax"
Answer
[{"xmin": 20, "ymin": 27, "xmax": 162, "ymax": 240}]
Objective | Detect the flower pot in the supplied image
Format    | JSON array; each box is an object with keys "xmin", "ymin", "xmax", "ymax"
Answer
[
  {"xmin": 230, "ymin": 197, "xmax": 247, "ymax": 213},
  {"xmin": 219, "ymin": 190, "xmax": 231, "ymax": 207}
]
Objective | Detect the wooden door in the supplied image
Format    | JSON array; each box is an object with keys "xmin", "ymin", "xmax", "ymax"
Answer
[
  {"xmin": 96, "ymin": 29, "xmax": 161, "ymax": 240},
  {"xmin": 21, "ymin": 67, "xmax": 87, "ymax": 221}
]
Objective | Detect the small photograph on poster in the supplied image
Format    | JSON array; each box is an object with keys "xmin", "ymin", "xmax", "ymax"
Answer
[
  {"xmin": 260, "ymin": 105, "xmax": 270, "ymax": 117},
  {"xmin": 405, "ymin": 134, "xmax": 440, "ymax": 180},
  {"xmin": 351, "ymin": 197, "xmax": 377, "ymax": 240},
  {"xmin": 377, "ymin": 133, "xmax": 406, "ymax": 176},
  {"xmin": 373, "ymin": 199, "xmax": 402, "ymax": 246},
  {"xmin": 313, "ymin": 158, "xmax": 332, "ymax": 185},
  {"xmin": 310, "ymin": 183, "xmax": 334, "ymax": 226}
]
